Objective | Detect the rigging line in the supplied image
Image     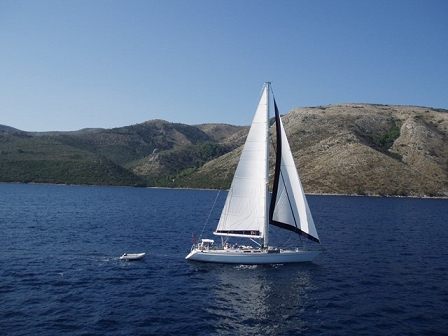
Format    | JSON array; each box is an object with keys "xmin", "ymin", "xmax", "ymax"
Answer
[
  {"xmin": 277, "ymin": 160, "xmax": 305, "ymax": 244},
  {"xmin": 250, "ymin": 238, "xmax": 262, "ymax": 247},
  {"xmin": 218, "ymin": 163, "xmax": 231, "ymax": 190},
  {"xmin": 199, "ymin": 189, "xmax": 221, "ymax": 240},
  {"xmin": 198, "ymin": 165, "xmax": 231, "ymax": 240},
  {"xmin": 281, "ymin": 233, "xmax": 294, "ymax": 248},
  {"xmin": 279, "ymin": 169, "xmax": 301, "ymax": 232}
]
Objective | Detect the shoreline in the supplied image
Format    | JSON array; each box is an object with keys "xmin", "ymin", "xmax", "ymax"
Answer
[{"xmin": 1, "ymin": 182, "xmax": 447, "ymax": 199}]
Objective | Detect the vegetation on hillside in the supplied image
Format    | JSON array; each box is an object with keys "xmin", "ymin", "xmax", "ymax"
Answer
[
  {"xmin": 146, "ymin": 142, "xmax": 234, "ymax": 187},
  {"xmin": 355, "ymin": 120, "xmax": 403, "ymax": 160},
  {"xmin": 0, "ymin": 121, "xmax": 242, "ymax": 188}
]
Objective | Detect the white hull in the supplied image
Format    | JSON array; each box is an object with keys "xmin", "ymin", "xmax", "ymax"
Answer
[{"xmin": 185, "ymin": 248, "xmax": 319, "ymax": 264}]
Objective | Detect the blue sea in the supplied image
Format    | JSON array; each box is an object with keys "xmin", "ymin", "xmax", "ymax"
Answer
[{"xmin": 1, "ymin": 183, "xmax": 447, "ymax": 335}]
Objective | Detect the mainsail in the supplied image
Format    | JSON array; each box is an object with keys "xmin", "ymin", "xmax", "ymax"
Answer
[
  {"xmin": 269, "ymin": 100, "xmax": 320, "ymax": 244},
  {"xmin": 214, "ymin": 84, "xmax": 270, "ymax": 239}
]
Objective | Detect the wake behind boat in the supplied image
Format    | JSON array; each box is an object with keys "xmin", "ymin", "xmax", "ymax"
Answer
[
  {"xmin": 186, "ymin": 82, "xmax": 321, "ymax": 264},
  {"xmin": 120, "ymin": 253, "xmax": 145, "ymax": 261}
]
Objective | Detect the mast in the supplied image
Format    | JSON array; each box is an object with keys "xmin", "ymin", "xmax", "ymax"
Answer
[{"xmin": 263, "ymin": 82, "xmax": 271, "ymax": 249}]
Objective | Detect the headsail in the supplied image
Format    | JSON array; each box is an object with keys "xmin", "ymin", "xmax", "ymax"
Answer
[
  {"xmin": 214, "ymin": 84, "xmax": 270, "ymax": 239},
  {"xmin": 269, "ymin": 100, "xmax": 320, "ymax": 244}
]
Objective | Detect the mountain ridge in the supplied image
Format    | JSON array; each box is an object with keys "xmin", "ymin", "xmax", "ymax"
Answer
[{"xmin": 1, "ymin": 103, "xmax": 447, "ymax": 197}]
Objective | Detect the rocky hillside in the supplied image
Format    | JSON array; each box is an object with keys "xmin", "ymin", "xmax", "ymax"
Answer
[
  {"xmin": 176, "ymin": 104, "xmax": 448, "ymax": 197},
  {"xmin": 1, "ymin": 104, "xmax": 447, "ymax": 197}
]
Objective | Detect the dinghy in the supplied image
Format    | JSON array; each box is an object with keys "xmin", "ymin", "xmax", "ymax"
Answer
[{"xmin": 120, "ymin": 253, "xmax": 145, "ymax": 261}]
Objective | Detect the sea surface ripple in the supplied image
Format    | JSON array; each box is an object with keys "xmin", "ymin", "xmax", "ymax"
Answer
[{"xmin": 1, "ymin": 184, "xmax": 447, "ymax": 335}]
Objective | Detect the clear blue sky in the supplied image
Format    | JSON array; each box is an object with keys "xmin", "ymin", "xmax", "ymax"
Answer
[{"xmin": 1, "ymin": 0, "xmax": 447, "ymax": 131}]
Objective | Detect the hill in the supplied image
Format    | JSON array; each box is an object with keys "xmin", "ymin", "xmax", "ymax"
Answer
[
  {"xmin": 1, "ymin": 104, "xmax": 447, "ymax": 197},
  {"xmin": 0, "ymin": 120, "xmax": 243, "ymax": 187},
  {"xmin": 174, "ymin": 104, "xmax": 448, "ymax": 197}
]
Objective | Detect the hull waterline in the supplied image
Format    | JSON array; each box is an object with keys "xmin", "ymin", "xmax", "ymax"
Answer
[{"xmin": 185, "ymin": 248, "xmax": 319, "ymax": 264}]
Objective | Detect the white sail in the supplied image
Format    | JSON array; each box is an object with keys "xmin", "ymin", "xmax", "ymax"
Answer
[
  {"xmin": 269, "ymin": 102, "xmax": 320, "ymax": 243},
  {"xmin": 214, "ymin": 84, "xmax": 269, "ymax": 239}
]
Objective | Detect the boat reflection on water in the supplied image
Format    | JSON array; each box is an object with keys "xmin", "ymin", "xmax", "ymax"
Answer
[{"xmin": 190, "ymin": 263, "xmax": 319, "ymax": 334}]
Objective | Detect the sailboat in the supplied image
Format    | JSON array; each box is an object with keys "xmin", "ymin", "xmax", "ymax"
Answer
[{"xmin": 185, "ymin": 82, "xmax": 321, "ymax": 264}]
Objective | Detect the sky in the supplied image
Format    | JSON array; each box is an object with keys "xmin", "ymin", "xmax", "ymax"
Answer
[{"xmin": 1, "ymin": 0, "xmax": 447, "ymax": 132}]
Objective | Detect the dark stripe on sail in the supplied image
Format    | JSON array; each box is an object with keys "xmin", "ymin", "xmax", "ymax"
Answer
[
  {"xmin": 269, "ymin": 99, "xmax": 282, "ymax": 222},
  {"xmin": 215, "ymin": 230, "xmax": 260, "ymax": 236},
  {"xmin": 270, "ymin": 220, "xmax": 320, "ymax": 244}
]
